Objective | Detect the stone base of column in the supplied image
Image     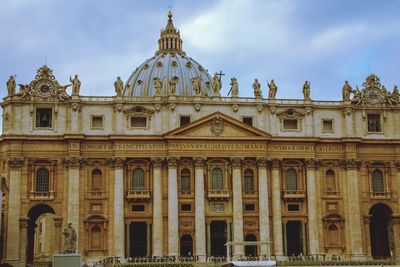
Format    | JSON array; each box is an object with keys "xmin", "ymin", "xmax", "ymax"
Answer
[
  {"xmin": 197, "ymin": 255, "xmax": 207, "ymax": 262},
  {"xmin": 350, "ymin": 253, "xmax": 366, "ymax": 261},
  {"xmin": 275, "ymin": 254, "xmax": 286, "ymax": 261}
]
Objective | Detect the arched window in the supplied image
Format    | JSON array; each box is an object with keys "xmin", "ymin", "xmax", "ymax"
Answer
[
  {"xmin": 90, "ymin": 226, "xmax": 102, "ymax": 249},
  {"xmin": 91, "ymin": 169, "xmax": 102, "ymax": 191},
  {"xmin": 132, "ymin": 168, "xmax": 145, "ymax": 190},
  {"xmin": 36, "ymin": 168, "xmax": 49, "ymax": 192},
  {"xmin": 244, "ymin": 169, "xmax": 254, "ymax": 192},
  {"xmin": 285, "ymin": 169, "xmax": 297, "ymax": 191},
  {"xmin": 328, "ymin": 224, "xmax": 339, "ymax": 246},
  {"xmin": 211, "ymin": 168, "xmax": 223, "ymax": 190},
  {"xmin": 180, "ymin": 169, "xmax": 191, "ymax": 192},
  {"xmin": 372, "ymin": 170, "xmax": 384, "ymax": 192},
  {"xmin": 325, "ymin": 170, "xmax": 336, "ymax": 192}
]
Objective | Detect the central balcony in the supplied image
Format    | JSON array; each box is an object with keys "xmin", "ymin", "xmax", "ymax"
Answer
[
  {"xmin": 207, "ymin": 189, "xmax": 231, "ymax": 201},
  {"xmin": 282, "ymin": 190, "xmax": 305, "ymax": 200},
  {"xmin": 126, "ymin": 189, "xmax": 151, "ymax": 202}
]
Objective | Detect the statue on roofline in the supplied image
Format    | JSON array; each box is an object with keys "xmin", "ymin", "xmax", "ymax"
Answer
[
  {"xmin": 342, "ymin": 81, "xmax": 352, "ymax": 101},
  {"xmin": 6, "ymin": 75, "xmax": 16, "ymax": 96},
  {"xmin": 114, "ymin": 76, "xmax": 124, "ymax": 96},
  {"xmin": 253, "ymin": 79, "xmax": 262, "ymax": 99},
  {"xmin": 70, "ymin": 75, "xmax": 81, "ymax": 96},
  {"xmin": 229, "ymin": 77, "xmax": 239, "ymax": 97},
  {"xmin": 303, "ymin": 81, "xmax": 311, "ymax": 100},
  {"xmin": 267, "ymin": 79, "xmax": 277, "ymax": 100}
]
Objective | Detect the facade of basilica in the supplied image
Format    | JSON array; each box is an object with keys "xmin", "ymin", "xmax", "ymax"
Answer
[{"xmin": 1, "ymin": 12, "xmax": 400, "ymax": 266}]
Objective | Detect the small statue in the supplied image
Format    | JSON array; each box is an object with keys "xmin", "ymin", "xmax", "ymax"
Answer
[
  {"xmin": 6, "ymin": 75, "xmax": 16, "ymax": 96},
  {"xmin": 212, "ymin": 73, "xmax": 221, "ymax": 97},
  {"xmin": 169, "ymin": 77, "xmax": 177, "ymax": 95},
  {"xmin": 114, "ymin": 76, "xmax": 124, "ymax": 96},
  {"xmin": 63, "ymin": 223, "xmax": 77, "ymax": 254},
  {"xmin": 303, "ymin": 81, "xmax": 311, "ymax": 100},
  {"xmin": 57, "ymin": 84, "xmax": 71, "ymax": 101},
  {"xmin": 18, "ymin": 84, "xmax": 32, "ymax": 99},
  {"xmin": 351, "ymin": 87, "xmax": 362, "ymax": 105},
  {"xmin": 342, "ymin": 81, "xmax": 352, "ymax": 101},
  {"xmin": 70, "ymin": 75, "xmax": 81, "ymax": 96},
  {"xmin": 191, "ymin": 77, "xmax": 201, "ymax": 96},
  {"xmin": 253, "ymin": 79, "xmax": 262, "ymax": 99},
  {"xmin": 229, "ymin": 77, "xmax": 239, "ymax": 97},
  {"xmin": 153, "ymin": 77, "xmax": 162, "ymax": 96},
  {"xmin": 392, "ymin": 85, "xmax": 399, "ymax": 99},
  {"xmin": 267, "ymin": 79, "xmax": 277, "ymax": 99}
]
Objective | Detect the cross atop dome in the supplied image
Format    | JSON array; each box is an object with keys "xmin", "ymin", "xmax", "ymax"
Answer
[{"xmin": 157, "ymin": 11, "xmax": 184, "ymax": 54}]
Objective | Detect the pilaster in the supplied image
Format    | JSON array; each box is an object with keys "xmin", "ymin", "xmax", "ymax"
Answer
[
  {"xmin": 271, "ymin": 158, "xmax": 284, "ymax": 258},
  {"xmin": 167, "ymin": 156, "xmax": 179, "ymax": 256},
  {"xmin": 305, "ymin": 159, "xmax": 319, "ymax": 255},
  {"xmin": 152, "ymin": 158, "xmax": 164, "ymax": 256},
  {"xmin": 231, "ymin": 157, "xmax": 244, "ymax": 257},
  {"xmin": 257, "ymin": 158, "xmax": 270, "ymax": 256},
  {"xmin": 194, "ymin": 157, "xmax": 206, "ymax": 261}
]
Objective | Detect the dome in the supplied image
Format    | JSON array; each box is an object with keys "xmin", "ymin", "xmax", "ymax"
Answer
[{"xmin": 124, "ymin": 12, "xmax": 214, "ymax": 97}]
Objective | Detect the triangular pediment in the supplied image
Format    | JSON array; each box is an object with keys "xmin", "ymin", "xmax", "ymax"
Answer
[{"xmin": 164, "ymin": 112, "xmax": 271, "ymax": 140}]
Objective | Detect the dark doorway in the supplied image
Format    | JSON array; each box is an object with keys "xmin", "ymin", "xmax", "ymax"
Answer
[
  {"xmin": 370, "ymin": 204, "xmax": 392, "ymax": 258},
  {"xmin": 180, "ymin": 234, "xmax": 193, "ymax": 256},
  {"xmin": 211, "ymin": 221, "xmax": 227, "ymax": 257},
  {"xmin": 130, "ymin": 222, "xmax": 147, "ymax": 257},
  {"xmin": 286, "ymin": 221, "xmax": 303, "ymax": 256},
  {"xmin": 27, "ymin": 204, "xmax": 55, "ymax": 263},
  {"xmin": 245, "ymin": 234, "xmax": 258, "ymax": 257}
]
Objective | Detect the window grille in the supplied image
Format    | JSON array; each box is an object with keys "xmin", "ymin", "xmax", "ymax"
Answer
[
  {"xmin": 211, "ymin": 168, "xmax": 223, "ymax": 190},
  {"xmin": 372, "ymin": 170, "xmax": 384, "ymax": 192},
  {"xmin": 132, "ymin": 168, "xmax": 145, "ymax": 190},
  {"xmin": 180, "ymin": 169, "xmax": 191, "ymax": 192},
  {"xmin": 244, "ymin": 169, "xmax": 254, "ymax": 191},
  {"xmin": 285, "ymin": 169, "xmax": 297, "ymax": 190},
  {"xmin": 367, "ymin": 114, "xmax": 381, "ymax": 132},
  {"xmin": 36, "ymin": 168, "xmax": 49, "ymax": 192}
]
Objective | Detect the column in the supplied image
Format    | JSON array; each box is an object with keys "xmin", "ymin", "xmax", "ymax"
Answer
[
  {"xmin": 152, "ymin": 158, "xmax": 163, "ymax": 256},
  {"xmin": 19, "ymin": 217, "xmax": 29, "ymax": 263},
  {"xmin": 344, "ymin": 159, "xmax": 365, "ymax": 259},
  {"xmin": 227, "ymin": 220, "xmax": 232, "ymax": 259},
  {"xmin": 70, "ymin": 103, "xmax": 80, "ymax": 133},
  {"xmin": 305, "ymin": 159, "xmax": 319, "ymax": 255},
  {"xmin": 147, "ymin": 222, "xmax": 151, "ymax": 257},
  {"xmin": 271, "ymin": 159, "xmax": 284, "ymax": 258},
  {"xmin": 391, "ymin": 216, "xmax": 400, "ymax": 263},
  {"xmin": 167, "ymin": 157, "xmax": 179, "ymax": 256},
  {"xmin": 231, "ymin": 158, "xmax": 244, "ymax": 257},
  {"xmin": 206, "ymin": 221, "xmax": 211, "ymax": 257},
  {"xmin": 194, "ymin": 157, "xmax": 206, "ymax": 261},
  {"xmin": 114, "ymin": 103, "xmax": 124, "ymax": 133},
  {"xmin": 282, "ymin": 221, "xmax": 287, "ymax": 256},
  {"xmin": 53, "ymin": 216, "xmax": 63, "ymax": 253},
  {"xmin": 125, "ymin": 223, "xmax": 131, "ymax": 257},
  {"xmin": 257, "ymin": 158, "xmax": 270, "ymax": 256},
  {"xmin": 5, "ymin": 158, "xmax": 23, "ymax": 263},
  {"xmin": 113, "ymin": 158, "xmax": 125, "ymax": 257},
  {"xmin": 344, "ymin": 108, "xmax": 354, "ymax": 136}
]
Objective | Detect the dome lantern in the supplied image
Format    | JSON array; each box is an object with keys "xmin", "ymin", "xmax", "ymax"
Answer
[{"xmin": 157, "ymin": 11, "xmax": 184, "ymax": 54}]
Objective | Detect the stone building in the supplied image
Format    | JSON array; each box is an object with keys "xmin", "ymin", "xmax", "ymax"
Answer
[{"xmin": 1, "ymin": 12, "xmax": 400, "ymax": 266}]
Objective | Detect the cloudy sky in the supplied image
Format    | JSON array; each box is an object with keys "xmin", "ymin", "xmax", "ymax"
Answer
[{"xmin": 1, "ymin": 0, "xmax": 400, "ymax": 100}]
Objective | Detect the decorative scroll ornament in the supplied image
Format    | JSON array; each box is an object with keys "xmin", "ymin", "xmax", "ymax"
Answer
[
  {"xmin": 351, "ymin": 74, "xmax": 400, "ymax": 107},
  {"xmin": 210, "ymin": 116, "xmax": 224, "ymax": 136}
]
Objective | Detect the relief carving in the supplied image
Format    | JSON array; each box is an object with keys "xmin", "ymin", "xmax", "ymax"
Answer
[
  {"xmin": 8, "ymin": 158, "xmax": 23, "ymax": 169},
  {"xmin": 210, "ymin": 116, "xmax": 224, "ymax": 136},
  {"xmin": 231, "ymin": 158, "xmax": 242, "ymax": 168},
  {"xmin": 257, "ymin": 157, "xmax": 269, "ymax": 167}
]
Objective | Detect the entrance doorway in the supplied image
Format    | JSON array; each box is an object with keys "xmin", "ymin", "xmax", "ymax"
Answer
[
  {"xmin": 27, "ymin": 204, "xmax": 56, "ymax": 263},
  {"xmin": 210, "ymin": 221, "xmax": 227, "ymax": 257},
  {"xmin": 286, "ymin": 221, "xmax": 303, "ymax": 256},
  {"xmin": 129, "ymin": 222, "xmax": 147, "ymax": 257},
  {"xmin": 180, "ymin": 234, "xmax": 193, "ymax": 256},
  {"xmin": 370, "ymin": 204, "xmax": 392, "ymax": 258},
  {"xmin": 244, "ymin": 234, "xmax": 258, "ymax": 257}
]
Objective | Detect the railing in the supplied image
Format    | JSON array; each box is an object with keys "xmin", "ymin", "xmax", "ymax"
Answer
[
  {"xmin": 126, "ymin": 190, "xmax": 151, "ymax": 201},
  {"xmin": 369, "ymin": 191, "xmax": 391, "ymax": 199},
  {"xmin": 29, "ymin": 191, "xmax": 55, "ymax": 200},
  {"xmin": 322, "ymin": 191, "xmax": 341, "ymax": 198},
  {"xmin": 87, "ymin": 190, "xmax": 107, "ymax": 198},
  {"xmin": 282, "ymin": 190, "xmax": 305, "ymax": 199},
  {"xmin": 243, "ymin": 190, "xmax": 256, "ymax": 195},
  {"xmin": 179, "ymin": 190, "xmax": 192, "ymax": 196},
  {"xmin": 207, "ymin": 189, "xmax": 230, "ymax": 199}
]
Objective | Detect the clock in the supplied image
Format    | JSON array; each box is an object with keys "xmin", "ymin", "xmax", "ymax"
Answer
[
  {"xmin": 365, "ymin": 87, "xmax": 382, "ymax": 105},
  {"xmin": 36, "ymin": 80, "xmax": 54, "ymax": 97}
]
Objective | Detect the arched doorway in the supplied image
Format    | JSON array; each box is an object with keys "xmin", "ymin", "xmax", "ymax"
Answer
[
  {"xmin": 245, "ymin": 234, "xmax": 257, "ymax": 257},
  {"xmin": 27, "ymin": 204, "xmax": 55, "ymax": 263},
  {"xmin": 369, "ymin": 203, "xmax": 392, "ymax": 258},
  {"xmin": 180, "ymin": 234, "xmax": 193, "ymax": 257}
]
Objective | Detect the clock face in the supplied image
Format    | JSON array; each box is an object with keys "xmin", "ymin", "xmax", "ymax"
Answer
[
  {"xmin": 365, "ymin": 87, "xmax": 382, "ymax": 104},
  {"xmin": 36, "ymin": 80, "xmax": 54, "ymax": 97}
]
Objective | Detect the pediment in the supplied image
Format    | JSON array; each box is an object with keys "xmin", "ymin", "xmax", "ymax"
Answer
[
  {"xmin": 123, "ymin": 105, "xmax": 154, "ymax": 114},
  {"xmin": 164, "ymin": 112, "xmax": 271, "ymax": 140}
]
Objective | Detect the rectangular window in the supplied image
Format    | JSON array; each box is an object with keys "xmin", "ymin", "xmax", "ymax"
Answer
[
  {"xmin": 367, "ymin": 114, "xmax": 381, "ymax": 132},
  {"xmin": 283, "ymin": 119, "xmax": 298, "ymax": 130},
  {"xmin": 91, "ymin": 116, "xmax": 104, "ymax": 129},
  {"xmin": 180, "ymin": 204, "xmax": 192, "ymax": 212},
  {"xmin": 180, "ymin": 116, "xmax": 191, "ymax": 127},
  {"xmin": 131, "ymin": 116, "xmax": 147, "ymax": 128},
  {"xmin": 322, "ymin": 119, "xmax": 333, "ymax": 132},
  {"xmin": 242, "ymin": 117, "xmax": 253, "ymax": 126},
  {"xmin": 287, "ymin": 204, "xmax": 300, "ymax": 211},
  {"xmin": 132, "ymin": 205, "xmax": 145, "ymax": 212},
  {"xmin": 35, "ymin": 108, "xmax": 52, "ymax": 128},
  {"xmin": 244, "ymin": 203, "xmax": 255, "ymax": 211}
]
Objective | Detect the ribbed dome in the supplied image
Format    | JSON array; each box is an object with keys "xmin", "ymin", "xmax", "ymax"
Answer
[{"xmin": 123, "ymin": 12, "xmax": 214, "ymax": 97}]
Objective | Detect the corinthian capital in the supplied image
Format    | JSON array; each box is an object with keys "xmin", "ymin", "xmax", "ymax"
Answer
[
  {"xmin": 193, "ymin": 157, "xmax": 206, "ymax": 167},
  {"xmin": 270, "ymin": 158, "xmax": 282, "ymax": 169},
  {"xmin": 341, "ymin": 159, "xmax": 360, "ymax": 169},
  {"xmin": 8, "ymin": 158, "xmax": 23, "ymax": 169},
  {"xmin": 167, "ymin": 156, "xmax": 179, "ymax": 167},
  {"xmin": 257, "ymin": 157, "xmax": 269, "ymax": 167},
  {"xmin": 151, "ymin": 157, "xmax": 164, "ymax": 168},
  {"xmin": 305, "ymin": 159, "xmax": 319, "ymax": 168},
  {"xmin": 231, "ymin": 158, "xmax": 242, "ymax": 168},
  {"xmin": 63, "ymin": 157, "xmax": 84, "ymax": 168}
]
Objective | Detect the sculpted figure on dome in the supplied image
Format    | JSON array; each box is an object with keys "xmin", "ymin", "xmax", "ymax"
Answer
[
  {"xmin": 169, "ymin": 77, "xmax": 178, "ymax": 95},
  {"xmin": 57, "ymin": 84, "xmax": 71, "ymax": 101},
  {"xmin": 212, "ymin": 73, "xmax": 221, "ymax": 96},
  {"xmin": 342, "ymin": 81, "xmax": 352, "ymax": 101},
  {"xmin": 6, "ymin": 75, "xmax": 16, "ymax": 96},
  {"xmin": 303, "ymin": 81, "xmax": 311, "ymax": 100},
  {"xmin": 229, "ymin": 77, "xmax": 239, "ymax": 97},
  {"xmin": 114, "ymin": 76, "xmax": 124, "ymax": 96},
  {"xmin": 253, "ymin": 79, "xmax": 262, "ymax": 99},
  {"xmin": 267, "ymin": 79, "xmax": 277, "ymax": 100},
  {"xmin": 70, "ymin": 75, "xmax": 81, "ymax": 96},
  {"xmin": 153, "ymin": 77, "xmax": 162, "ymax": 96},
  {"xmin": 191, "ymin": 76, "xmax": 201, "ymax": 96}
]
